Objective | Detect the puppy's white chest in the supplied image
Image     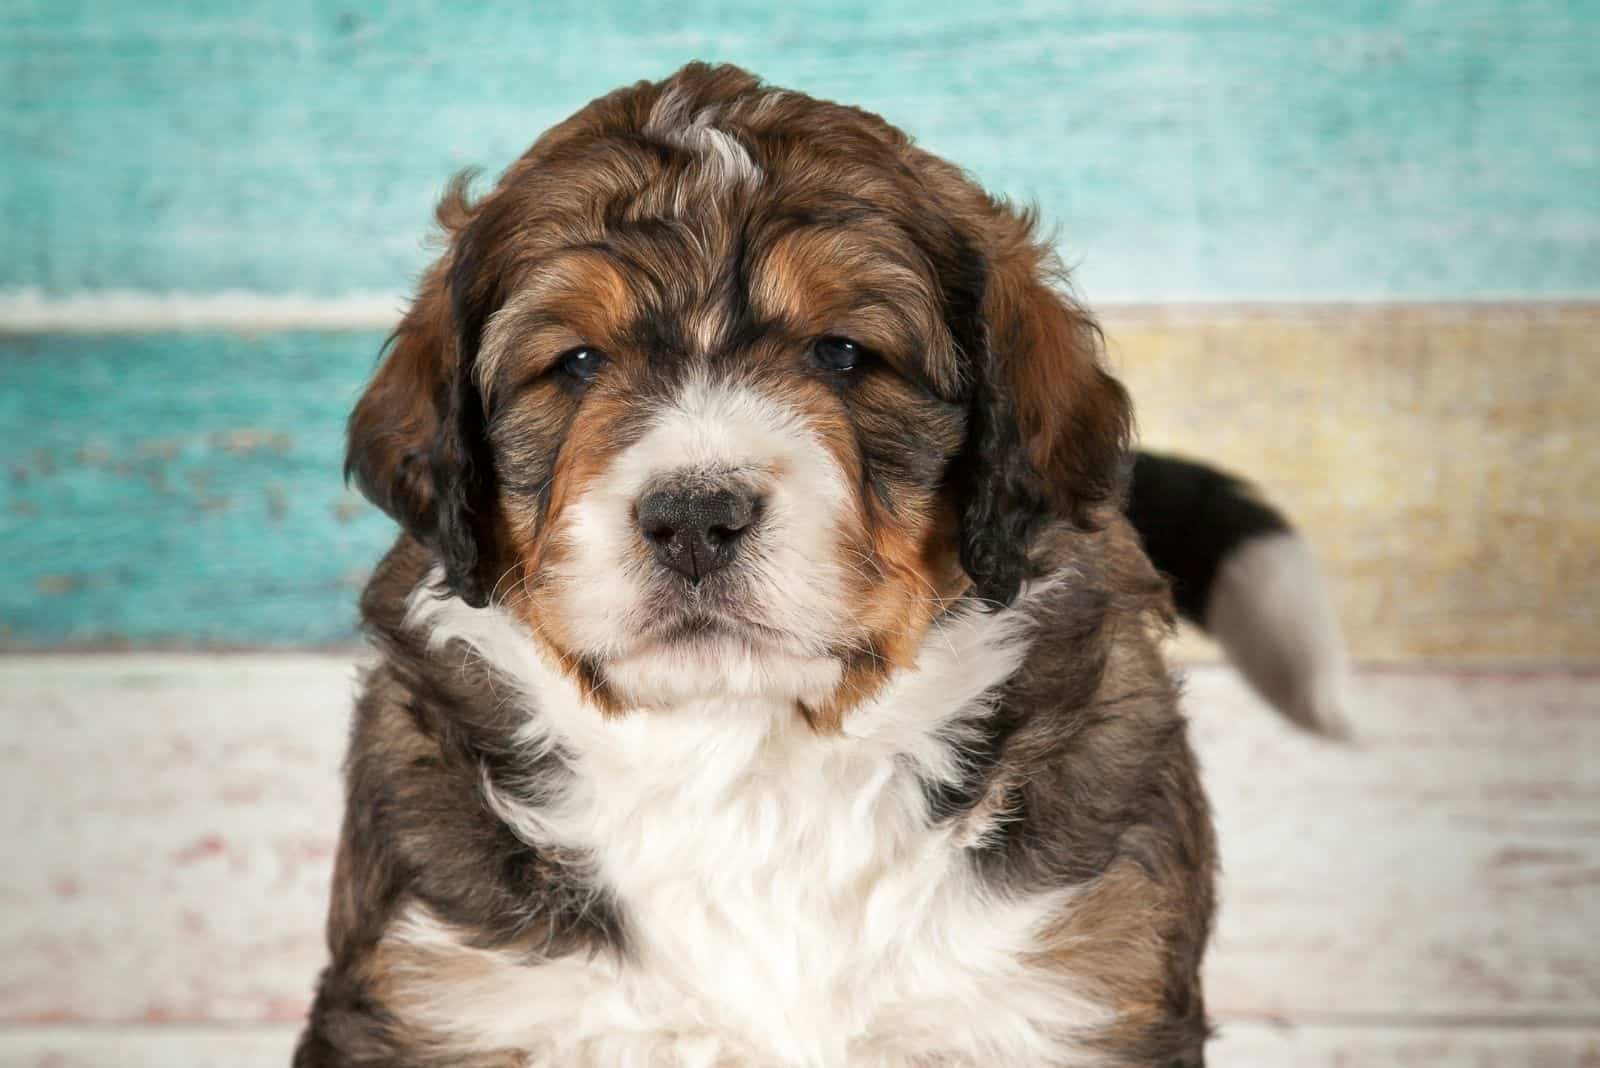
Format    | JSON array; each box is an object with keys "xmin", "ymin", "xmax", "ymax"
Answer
[
  {"xmin": 399, "ymin": 590, "xmax": 1110, "ymax": 1064},
  {"xmin": 511, "ymin": 706, "xmax": 1105, "ymax": 1065}
]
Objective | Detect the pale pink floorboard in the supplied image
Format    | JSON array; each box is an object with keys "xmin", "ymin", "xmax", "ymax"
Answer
[{"xmin": 2, "ymin": 654, "xmax": 1597, "ymax": 1051}]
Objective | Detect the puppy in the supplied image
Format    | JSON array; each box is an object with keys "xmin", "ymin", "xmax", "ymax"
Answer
[{"xmin": 296, "ymin": 63, "xmax": 1344, "ymax": 1067}]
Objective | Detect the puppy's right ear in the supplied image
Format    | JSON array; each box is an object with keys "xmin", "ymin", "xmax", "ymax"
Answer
[
  {"xmin": 345, "ymin": 259, "xmax": 452, "ymax": 539},
  {"xmin": 346, "ymin": 181, "xmax": 501, "ymax": 606}
]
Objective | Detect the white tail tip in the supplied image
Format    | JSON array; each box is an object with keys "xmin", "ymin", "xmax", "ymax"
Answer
[{"xmin": 1204, "ymin": 532, "xmax": 1352, "ymax": 737}]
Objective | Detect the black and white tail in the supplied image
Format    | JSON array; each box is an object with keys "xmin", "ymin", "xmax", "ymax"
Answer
[{"xmin": 1125, "ymin": 452, "xmax": 1349, "ymax": 735}]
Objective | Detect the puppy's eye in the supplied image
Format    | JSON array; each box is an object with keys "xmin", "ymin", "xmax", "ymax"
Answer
[
  {"xmin": 557, "ymin": 346, "xmax": 608, "ymax": 385},
  {"xmin": 811, "ymin": 336, "xmax": 871, "ymax": 373}
]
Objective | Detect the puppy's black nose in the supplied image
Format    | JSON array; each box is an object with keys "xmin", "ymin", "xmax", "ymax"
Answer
[{"xmin": 636, "ymin": 484, "xmax": 760, "ymax": 583}]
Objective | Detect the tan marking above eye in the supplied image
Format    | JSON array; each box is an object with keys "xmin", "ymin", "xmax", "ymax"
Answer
[
  {"xmin": 751, "ymin": 227, "xmax": 931, "ymax": 327},
  {"xmin": 477, "ymin": 251, "xmax": 640, "ymax": 397},
  {"xmin": 750, "ymin": 227, "xmax": 959, "ymax": 394}
]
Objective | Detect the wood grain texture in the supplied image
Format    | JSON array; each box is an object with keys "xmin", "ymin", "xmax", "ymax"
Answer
[
  {"xmin": 6, "ymin": 307, "xmax": 1596, "ymax": 656},
  {"xmin": 0, "ymin": 331, "xmax": 391, "ymax": 647},
  {"xmin": 1113, "ymin": 304, "xmax": 1600, "ymax": 662},
  {"xmin": 3, "ymin": 1, "xmax": 1596, "ymax": 302},
  {"xmin": 0, "ymin": 656, "xmax": 351, "ymax": 1025},
  {"xmin": 2, "ymin": 656, "xmax": 1596, "ymax": 1028},
  {"xmin": 1210, "ymin": 1023, "xmax": 1600, "ymax": 1066},
  {"xmin": 0, "ymin": 1028, "xmax": 299, "ymax": 1068},
  {"xmin": 2, "ymin": 1024, "xmax": 1597, "ymax": 1067},
  {"xmin": 1190, "ymin": 664, "xmax": 1600, "ymax": 1020}
]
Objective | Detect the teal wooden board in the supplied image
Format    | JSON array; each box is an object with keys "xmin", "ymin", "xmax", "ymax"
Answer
[
  {"xmin": 4, "ymin": 0, "xmax": 1598, "ymax": 303},
  {"xmin": 1, "ymin": 331, "xmax": 393, "ymax": 647}
]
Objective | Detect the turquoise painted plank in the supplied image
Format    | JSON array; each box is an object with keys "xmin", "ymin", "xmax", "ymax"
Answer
[
  {"xmin": 3, "ymin": 0, "xmax": 1597, "ymax": 303},
  {"xmin": 0, "ymin": 331, "xmax": 392, "ymax": 647}
]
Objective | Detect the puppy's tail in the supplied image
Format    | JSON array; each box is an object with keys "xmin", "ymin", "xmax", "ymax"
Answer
[{"xmin": 1125, "ymin": 451, "xmax": 1349, "ymax": 736}]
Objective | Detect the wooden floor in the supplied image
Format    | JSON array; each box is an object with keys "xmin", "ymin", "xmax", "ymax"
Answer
[{"xmin": 2, "ymin": 654, "xmax": 1597, "ymax": 1065}]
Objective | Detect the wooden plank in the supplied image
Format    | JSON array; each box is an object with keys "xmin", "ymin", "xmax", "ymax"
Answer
[
  {"xmin": 1210, "ymin": 1023, "xmax": 1600, "ymax": 1066},
  {"xmin": 3, "ymin": 1, "xmax": 1596, "ymax": 301},
  {"xmin": 6, "ymin": 307, "xmax": 1598, "ymax": 657},
  {"xmin": 0, "ymin": 656, "xmax": 351, "ymax": 1025},
  {"xmin": 1188, "ymin": 665, "xmax": 1600, "ymax": 1019},
  {"xmin": 0, "ymin": 330, "xmax": 392, "ymax": 648},
  {"xmin": 1115, "ymin": 304, "xmax": 1600, "ymax": 662},
  {"xmin": 0, "ymin": 1028, "xmax": 298, "ymax": 1068},
  {"xmin": 1, "ymin": 1023, "xmax": 1596, "ymax": 1067},
  {"xmin": 2, "ymin": 656, "xmax": 1597, "ymax": 1025}
]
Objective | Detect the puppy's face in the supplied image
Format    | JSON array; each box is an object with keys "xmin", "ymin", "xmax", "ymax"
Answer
[
  {"xmin": 478, "ymin": 189, "xmax": 968, "ymax": 715},
  {"xmin": 349, "ymin": 64, "xmax": 1131, "ymax": 721}
]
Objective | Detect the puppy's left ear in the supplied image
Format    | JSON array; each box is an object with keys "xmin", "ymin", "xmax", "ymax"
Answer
[
  {"xmin": 345, "ymin": 178, "xmax": 504, "ymax": 607},
  {"xmin": 953, "ymin": 208, "xmax": 1133, "ymax": 607}
]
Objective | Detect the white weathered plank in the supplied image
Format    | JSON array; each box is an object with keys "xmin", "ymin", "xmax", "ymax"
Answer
[
  {"xmin": 0, "ymin": 656, "xmax": 354, "ymax": 1025},
  {"xmin": 0, "ymin": 1027, "xmax": 299, "ymax": 1067},
  {"xmin": 1190, "ymin": 664, "xmax": 1600, "ymax": 1018},
  {"xmin": 1210, "ymin": 1022, "xmax": 1600, "ymax": 1066},
  {"xmin": 1, "ymin": 1023, "xmax": 1595, "ymax": 1067},
  {"xmin": 2, "ymin": 655, "xmax": 1597, "ymax": 1025}
]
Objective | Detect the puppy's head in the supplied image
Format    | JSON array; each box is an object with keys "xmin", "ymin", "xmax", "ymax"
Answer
[{"xmin": 349, "ymin": 63, "xmax": 1130, "ymax": 721}]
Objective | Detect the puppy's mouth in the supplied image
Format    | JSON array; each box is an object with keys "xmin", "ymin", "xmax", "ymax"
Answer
[
  {"xmin": 601, "ymin": 606, "xmax": 845, "ymax": 706},
  {"xmin": 635, "ymin": 610, "xmax": 805, "ymax": 656}
]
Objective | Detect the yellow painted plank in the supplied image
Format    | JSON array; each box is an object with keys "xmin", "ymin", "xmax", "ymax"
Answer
[{"xmin": 1108, "ymin": 304, "xmax": 1600, "ymax": 662}]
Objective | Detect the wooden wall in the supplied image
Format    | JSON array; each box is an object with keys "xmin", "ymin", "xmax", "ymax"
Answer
[
  {"xmin": 4, "ymin": 0, "xmax": 1596, "ymax": 656},
  {"xmin": 3, "ymin": 2, "xmax": 1597, "ymax": 1063}
]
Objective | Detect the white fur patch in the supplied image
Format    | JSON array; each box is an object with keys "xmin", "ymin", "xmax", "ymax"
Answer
[
  {"xmin": 645, "ymin": 87, "xmax": 761, "ymax": 197},
  {"xmin": 400, "ymin": 580, "xmax": 1115, "ymax": 1066},
  {"xmin": 546, "ymin": 374, "xmax": 858, "ymax": 707},
  {"xmin": 1206, "ymin": 532, "xmax": 1351, "ymax": 735}
]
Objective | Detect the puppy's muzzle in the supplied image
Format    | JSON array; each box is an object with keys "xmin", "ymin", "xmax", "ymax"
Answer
[{"xmin": 636, "ymin": 479, "xmax": 763, "ymax": 584}]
